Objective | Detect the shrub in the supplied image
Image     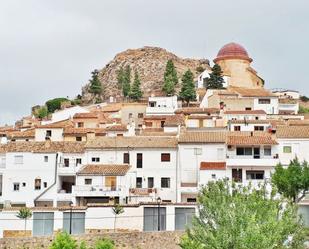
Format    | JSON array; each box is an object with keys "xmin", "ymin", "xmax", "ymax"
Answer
[
  {"xmin": 195, "ymin": 66, "xmax": 205, "ymax": 73},
  {"xmin": 49, "ymin": 232, "xmax": 77, "ymax": 249},
  {"xmin": 45, "ymin": 97, "xmax": 69, "ymax": 113},
  {"xmin": 79, "ymin": 241, "xmax": 87, "ymax": 249},
  {"xmin": 94, "ymin": 238, "xmax": 115, "ymax": 249},
  {"xmin": 35, "ymin": 106, "xmax": 48, "ymax": 119}
]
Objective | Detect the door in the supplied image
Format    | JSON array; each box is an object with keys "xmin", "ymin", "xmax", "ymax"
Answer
[
  {"xmin": 33, "ymin": 212, "xmax": 54, "ymax": 236},
  {"xmin": 148, "ymin": 177, "xmax": 154, "ymax": 188},
  {"xmin": 175, "ymin": 208, "xmax": 195, "ymax": 230},
  {"xmin": 63, "ymin": 212, "xmax": 85, "ymax": 235},
  {"xmin": 254, "ymin": 147, "xmax": 260, "ymax": 159},
  {"xmin": 105, "ymin": 176, "xmax": 117, "ymax": 190},
  {"xmin": 143, "ymin": 207, "xmax": 166, "ymax": 231},
  {"xmin": 232, "ymin": 169, "xmax": 242, "ymax": 183}
]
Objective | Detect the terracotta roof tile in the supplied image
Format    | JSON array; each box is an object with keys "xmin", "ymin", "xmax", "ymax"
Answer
[
  {"xmin": 276, "ymin": 125, "xmax": 309, "ymax": 138},
  {"xmin": 85, "ymin": 136, "xmax": 177, "ymax": 148},
  {"xmin": 200, "ymin": 162, "xmax": 226, "ymax": 170},
  {"xmin": 0, "ymin": 141, "xmax": 85, "ymax": 153},
  {"xmin": 77, "ymin": 164, "xmax": 130, "ymax": 176},
  {"xmin": 36, "ymin": 119, "xmax": 74, "ymax": 129},
  {"xmin": 179, "ymin": 131, "xmax": 227, "ymax": 143},
  {"xmin": 229, "ymin": 86, "xmax": 275, "ymax": 97},
  {"xmin": 63, "ymin": 127, "xmax": 106, "ymax": 136},
  {"xmin": 7, "ymin": 128, "xmax": 35, "ymax": 139},
  {"xmin": 175, "ymin": 107, "xmax": 220, "ymax": 115},
  {"xmin": 164, "ymin": 115, "xmax": 185, "ymax": 126},
  {"xmin": 230, "ymin": 119, "xmax": 270, "ymax": 124},
  {"xmin": 224, "ymin": 110, "xmax": 266, "ymax": 115},
  {"xmin": 105, "ymin": 124, "xmax": 128, "ymax": 131},
  {"xmin": 73, "ymin": 112, "xmax": 98, "ymax": 119},
  {"xmin": 227, "ymin": 132, "xmax": 277, "ymax": 145}
]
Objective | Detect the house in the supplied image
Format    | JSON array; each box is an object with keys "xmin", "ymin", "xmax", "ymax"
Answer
[
  {"xmin": 178, "ymin": 131, "xmax": 227, "ymax": 202},
  {"xmin": 35, "ymin": 119, "xmax": 74, "ymax": 141},
  {"xmin": 43, "ymin": 106, "xmax": 89, "ymax": 124},
  {"xmin": 146, "ymin": 96, "xmax": 179, "ymax": 115}
]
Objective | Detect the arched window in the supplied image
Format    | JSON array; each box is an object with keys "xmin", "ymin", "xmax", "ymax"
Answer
[{"xmin": 35, "ymin": 178, "xmax": 41, "ymax": 190}]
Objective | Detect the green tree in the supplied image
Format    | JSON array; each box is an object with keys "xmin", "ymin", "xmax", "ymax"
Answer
[
  {"xmin": 129, "ymin": 71, "xmax": 142, "ymax": 101},
  {"xmin": 196, "ymin": 66, "xmax": 205, "ymax": 74},
  {"xmin": 89, "ymin": 69, "xmax": 102, "ymax": 95},
  {"xmin": 162, "ymin": 60, "xmax": 178, "ymax": 95},
  {"xmin": 95, "ymin": 238, "xmax": 115, "ymax": 249},
  {"xmin": 112, "ymin": 204, "xmax": 124, "ymax": 232},
  {"xmin": 45, "ymin": 98, "xmax": 69, "ymax": 113},
  {"xmin": 116, "ymin": 66, "xmax": 125, "ymax": 89},
  {"xmin": 16, "ymin": 207, "xmax": 32, "ymax": 233},
  {"xmin": 180, "ymin": 180, "xmax": 305, "ymax": 249},
  {"xmin": 204, "ymin": 64, "xmax": 224, "ymax": 89},
  {"xmin": 179, "ymin": 69, "xmax": 196, "ymax": 106},
  {"xmin": 122, "ymin": 65, "xmax": 131, "ymax": 97},
  {"xmin": 35, "ymin": 106, "xmax": 48, "ymax": 119},
  {"xmin": 272, "ymin": 158, "xmax": 309, "ymax": 203},
  {"xmin": 49, "ymin": 232, "xmax": 77, "ymax": 249}
]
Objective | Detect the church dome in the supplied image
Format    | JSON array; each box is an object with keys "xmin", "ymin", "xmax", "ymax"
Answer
[{"xmin": 214, "ymin": 42, "xmax": 252, "ymax": 63}]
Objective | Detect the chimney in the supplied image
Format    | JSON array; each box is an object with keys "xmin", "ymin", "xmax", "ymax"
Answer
[{"xmin": 86, "ymin": 132, "xmax": 95, "ymax": 141}]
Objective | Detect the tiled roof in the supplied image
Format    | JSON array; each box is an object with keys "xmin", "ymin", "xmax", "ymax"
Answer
[
  {"xmin": 164, "ymin": 115, "xmax": 185, "ymax": 126},
  {"xmin": 144, "ymin": 115, "xmax": 168, "ymax": 120},
  {"xmin": 0, "ymin": 141, "xmax": 85, "ymax": 153},
  {"xmin": 287, "ymin": 120, "xmax": 309, "ymax": 126},
  {"xmin": 229, "ymin": 87, "xmax": 276, "ymax": 97},
  {"xmin": 276, "ymin": 126, "xmax": 309, "ymax": 138},
  {"xmin": 139, "ymin": 132, "xmax": 177, "ymax": 137},
  {"xmin": 7, "ymin": 128, "xmax": 35, "ymax": 139},
  {"xmin": 36, "ymin": 119, "xmax": 74, "ymax": 129},
  {"xmin": 85, "ymin": 136, "xmax": 178, "ymax": 148},
  {"xmin": 73, "ymin": 112, "xmax": 98, "ymax": 119},
  {"xmin": 77, "ymin": 164, "xmax": 130, "ymax": 176},
  {"xmin": 105, "ymin": 124, "xmax": 128, "ymax": 131},
  {"xmin": 224, "ymin": 110, "xmax": 266, "ymax": 115},
  {"xmin": 230, "ymin": 119, "xmax": 270, "ymax": 124},
  {"xmin": 175, "ymin": 107, "xmax": 220, "ymax": 115},
  {"xmin": 227, "ymin": 132, "xmax": 277, "ymax": 145},
  {"xmin": 179, "ymin": 131, "xmax": 227, "ymax": 143},
  {"xmin": 200, "ymin": 162, "xmax": 226, "ymax": 170},
  {"xmin": 63, "ymin": 127, "xmax": 106, "ymax": 136},
  {"xmin": 187, "ymin": 115, "xmax": 218, "ymax": 120}
]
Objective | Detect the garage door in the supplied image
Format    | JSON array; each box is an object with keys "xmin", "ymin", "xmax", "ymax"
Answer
[
  {"xmin": 175, "ymin": 208, "xmax": 195, "ymax": 230},
  {"xmin": 63, "ymin": 212, "xmax": 85, "ymax": 235},
  {"xmin": 33, "ymin": 212, "xmax": 54, "ymax": 236},
  {"xmin": 143, "ymin": 207, "xmax": 166, "ymax": 231}
]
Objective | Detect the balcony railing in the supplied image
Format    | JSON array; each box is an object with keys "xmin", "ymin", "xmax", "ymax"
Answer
[
  {"xmin": 129, "ymin": 188, "xmax": 157, "ymax": 195},
  {"xmin": 227, "ymin": 157, "xmax": 279, "ymax": 167},
  {"xmin": 73, "ymin": 185, "xmax": 123, "ymax": 192}
]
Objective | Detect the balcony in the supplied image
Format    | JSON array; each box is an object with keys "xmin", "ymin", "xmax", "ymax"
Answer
[
  {"xmin": 72, "ymin": 185, "xmax": 125, "ymax": 197},
  {"xmin": 58, "ymin": 163, "xmax": 83, "ymax": 175},
  {"xmin": 227, "ymin": 157, "xmax": 279, "ymax": 167},
  {"xmin": 129, "ymin": 188, "xmax": 157, "ymax": 196}
]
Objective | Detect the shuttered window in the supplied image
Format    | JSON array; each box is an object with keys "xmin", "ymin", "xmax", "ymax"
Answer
[{"xmin": 161, "ymin": 153, "xmax": 170, "ymax": 162}]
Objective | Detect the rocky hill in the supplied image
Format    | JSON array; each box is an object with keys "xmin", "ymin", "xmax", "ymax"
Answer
[{"xmin": 81, "ymin": 46, "xmax": 210, "ymax": 103}]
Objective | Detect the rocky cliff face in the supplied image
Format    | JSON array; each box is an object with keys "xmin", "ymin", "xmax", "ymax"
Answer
[{"xmin": 82, "ymin": 46, "xmax": 210, "ymax": 103}]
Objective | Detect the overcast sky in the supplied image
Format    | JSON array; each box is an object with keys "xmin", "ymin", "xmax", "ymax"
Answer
[{"xmin": 1, "ymin": 0, "xmax": 309, "ymax": 125}]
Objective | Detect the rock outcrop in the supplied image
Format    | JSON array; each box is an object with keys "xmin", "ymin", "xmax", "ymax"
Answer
[{"xmin": 82, "ymin": 46, "xmax": 210, "ymax": 103}]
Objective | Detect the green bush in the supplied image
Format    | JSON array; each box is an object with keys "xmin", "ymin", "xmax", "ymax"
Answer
[
  {"xmin": 35, "ymin": 106, "xmax": 48, "ymax": 119},
  {"xmin": 45, "ymin": 97, "xmax": 69, "ymax": 113},
  {"xmin": 94, "ymin": 238, "xmax": 115, "ymax": 249},
  {"xmin": 49, "ymin": 232, "xmax": 77, "ymax": 249},
  {"xmin": 79, "ymin": 241, "xmax": 87, "ymax": 249},
  {"xmin": 299, "ymin": 105, "xmax": 309, "ymax": 114}
]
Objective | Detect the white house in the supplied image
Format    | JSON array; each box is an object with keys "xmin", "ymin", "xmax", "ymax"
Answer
[{"xmin": 146, "ymin": 96, "xmax": 179, "ymax": 115}]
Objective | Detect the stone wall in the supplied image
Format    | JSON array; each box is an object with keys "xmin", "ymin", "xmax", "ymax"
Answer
[{"xmin": 0, "ymin": 231, "xmax": 184, "ymax": 249}]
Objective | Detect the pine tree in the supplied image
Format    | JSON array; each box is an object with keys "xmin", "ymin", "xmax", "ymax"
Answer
[
  {"xmin": 179, "ymin": 69, "xmax": 196, "ymax": 106},
  {"xmin": 116, "ymin": 66, "xmax": 125, "ymax": 89},
  {"xmin": 89, "ymin": 69, "xmax": 103, "ymax": 94},
  {"xmin": 204, "ymin": 64, "xmax": 224, "ymax": 89},
  {"xmin": 130, "ymin": 71, "xmax": 142, "ymax": 101},
  {"xmin": 162, "ymin": 60, "xmax": 178, "ymax": 95},
  {"xmin": 122, "ymin": 65, "xmax": 131, "ymax": 97}
]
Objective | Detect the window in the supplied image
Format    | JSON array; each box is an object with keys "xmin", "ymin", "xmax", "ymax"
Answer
[
  {"xmin": 138, "ymin": 113, "xmax": 144, "ymax": 118},
  {"xmin": 236, "ymin": 147, "xmax": 252, "ymax": 156},
  {"xmin": 136, "ymin": 153, "xmax": 143, "ymax": 168},
  {"xmin": 149, "ymin": 101, "xmax": 156, "ymax": 107},
  {"xmin": 161, "ymin": 178, "xmax": 170, "ymax": 188},
  {"xmin": 245, "ymin": 107, "xmax": 252, "ymax": 110},
  {"xmin": 22, "ymin": 182, "xmax": 26, "ymax": 187},
  {"xmin": 264, "ymin": 147, "xmax": 271, "ymax": 156},
  {"xmin": 148, "ymin": 177, "xmax": 154, "ymax": 188},
  {"xmin": 254, "ymin": 126, "xmax": 264, "ymax": 131},
  {"xmin": 13, "ymin": 183, "xmax": 20, "ymax": 191},
  {"xmin": 46, "ymin": 130, "xmax": 52, "ymax": 137},
  {"xmin": 234, "ymin": 126, "xmax": 241, "ymax": 131},
  {"xmin": 35, "ymin": 178, "xmax": 41, "ymax": 190},
  {"xmin": 14, "ymin": 155, "xmax": 23, "ymax": 164},
  {"xmin": 136, "ymin": 177, "xmax": 143, "ymax": 188},
  {"xmin": 246, "ymin": 170, "xmax": 264, "ymax": 180},
  {"xmin": 76, "ymin": 137, "xmax": 82, "ymax": 142},
  {"xmin": 84, "ymin": 179, "xmax": 92, "ymax": 185},
  {"xmin": 123, "ymin": 153, "xmax": 130, "ymax": 164},
  {"xmin": 160, "ymin": 121, "xmax": 165, "ymax": 128},
  {"xmin": 211, "ymin": 174, "xmax": 216, "ymax": 179},
  {"xmin": 161, "ymin": 153, "xmax": 170, "ymax": 162},
  {"xmin": 187, "ymin": 198, "xmax": 196, "ymax": 203},
  {"xmin": 64, "ymin": 158, "xmax": 70, "ymax": 167},
  {"xmin": 194, "ymin": 148, "xmax": 202, "ymax": 155},
  {"xmin": 44, "ymin": 156, "xmax": 48, "ymax": 162},
  {"xmin": 217, "ymin": 148, "xmax": 224, "ymax": 160},
  {"xmin": 77, "ymin": 122, "xmax": 84, "ymax": 128},
  {"xmin": 283, "ymin": 146, "xmax": 292, "ymax": 153},
  {"xmin": 44, "ymin": 182, "xmax": 47, "ymax": 188},
  {"xmin": 76, "ymin": 158, "xmax": 82, "ymax": 165},
  {"xmin": 129, "ymin": 113, "xmax": 133, "ymax": 119},
  {"xmin": 145, "ymin": 122, "xmax": 152, "ymax": 127},
  {"xmin": 258, "ymin": 98, "xmax": 271, "ymax": 104},
  {"xmin": 91, "ymin": 157, "xmax": 100, "ymax": 162}
]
